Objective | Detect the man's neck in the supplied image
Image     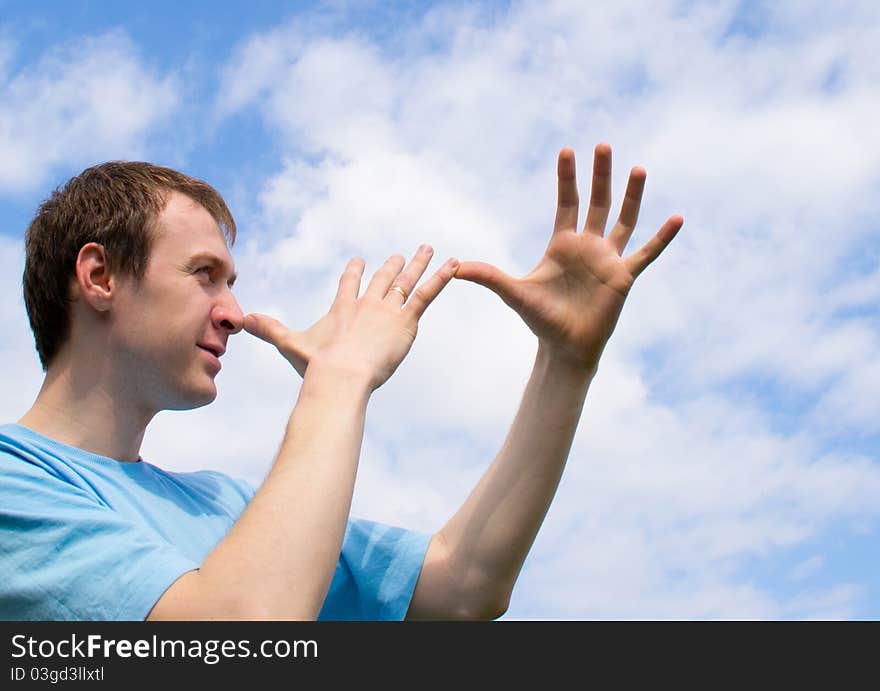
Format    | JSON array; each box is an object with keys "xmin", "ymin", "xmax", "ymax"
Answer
[{"xmin": 18, "ymin": 357, "xmax": 152, "ymax": 463}]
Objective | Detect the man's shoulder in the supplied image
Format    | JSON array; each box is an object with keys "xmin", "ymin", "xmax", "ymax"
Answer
[
  {"xmin": 0, "ymin": 422, "xmax": 29, "ymax": 448},
  {"xmin": 0, "ymin": 423, "xmax": 60, "ymax": 472},
  {"xmin": 0, "ymin": 422, "xmax": 256, "ymax": 509},
  {"xmin": 0, "ymin": 423, "xmax": 114, "ymax": 482}
]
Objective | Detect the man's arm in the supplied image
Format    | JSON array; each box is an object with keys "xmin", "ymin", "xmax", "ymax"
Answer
[
  {"xmin": 148, "ymin": 250, "xmax": 458, "ymax": 620},
  {"xmin": 407, "ymin": 144, "xmax": 683, "ymax": 619},
  {"xmin": 407, "ymin": 346, "xmax": 593, "ymax": 619}
]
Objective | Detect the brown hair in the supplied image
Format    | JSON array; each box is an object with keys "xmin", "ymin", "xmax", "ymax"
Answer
[{"xmin": 23, "ymin": 161, "xmax": 237, "ymax": 371}]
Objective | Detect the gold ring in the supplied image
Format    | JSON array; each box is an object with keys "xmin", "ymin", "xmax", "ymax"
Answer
[{"xmin": 388, "ymin": 285, "xmax": 408, "ymax": 301}]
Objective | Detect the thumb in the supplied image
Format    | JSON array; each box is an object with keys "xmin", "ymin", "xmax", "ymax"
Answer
[
  {"xmin": 454, "ymin": 261, "xmax": 521, "ymax": 309},
  {"xmin": 243, "ymin": 312, "xmax": 289, "ymax": 347}
]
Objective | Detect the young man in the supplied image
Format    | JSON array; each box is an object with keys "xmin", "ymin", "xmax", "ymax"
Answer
[{"xmin": 0, "ymin": 144, "xmax": 682, "ymax": 620}]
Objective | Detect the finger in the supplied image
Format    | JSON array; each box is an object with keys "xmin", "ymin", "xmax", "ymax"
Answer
[
  {"xmin": 584, "ymin": 142, "xmax": 612, "ymax": 236},
  {"xmin": 333, "ymin": 257, "xmax": 365, "ymax": 308},
  {"xmin": 384, "ymin": 244, "xmax": 434, "ymax": 305},
  {"xmin": 608, "ymin": 166, "xmax": 647, "ymax": 255},
  {"xmin": 554, "ymin": 148, "xmax": 579, "ymax": 232},
  {"xmin": 244, "ymin": 312, "xmax": 308, "ymax": 375},
  {"xmin": 404, "ymin": 258, "xmax": 460, "ymax": 319},
  {"xmin": 364, "ymin": 254, "xmax": 406, "ymax": 299},
  {"xmin": 624, "ymin": 215, "xmax": 684, "ymax": 279},
  {"xmin": 453, "ymin": 260, "xmax": 522, "ymax": 311},
  {"xmin": 242, "ymin": 312, "xmax": 290, "ymax": 348}
]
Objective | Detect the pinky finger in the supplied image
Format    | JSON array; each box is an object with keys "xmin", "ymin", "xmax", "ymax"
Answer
[
  {"xmin": 404, "ymin": 258, "xmax": 460, "ymax": 320},
  {"xmin": 624, "ymin": 215, "xmax": 683, "ymax": 279}
]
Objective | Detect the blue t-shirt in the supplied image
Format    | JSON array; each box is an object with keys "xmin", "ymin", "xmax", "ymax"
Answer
[{"xmin": 0, "ymin": 423, "xmax": 430, "ymax": 621}]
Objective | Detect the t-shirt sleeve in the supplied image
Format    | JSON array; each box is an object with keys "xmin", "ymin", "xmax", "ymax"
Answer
[
  {"xmin": 0, "ymin": 455, "xmax": 199, "ymax": 621},
  {"xmin": 318, "ymin": 518, "xmax": 432, "ymax": 621}
]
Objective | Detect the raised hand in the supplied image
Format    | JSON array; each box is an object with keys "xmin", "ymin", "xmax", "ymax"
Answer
[
  {"xmin": 244, "ymin": 246, "xmax": 458, "ymax": 390},
  {"xmin": 454, "ymin": 143, "xmax": 683, "ymax": 372}
]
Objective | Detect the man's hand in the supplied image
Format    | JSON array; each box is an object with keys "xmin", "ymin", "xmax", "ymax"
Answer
[
  {"xmin": 455, "ymin": 143, "xmax": 683, "ymax": 372},
  {"xmin": 243, "ymin": 245, "xmax": 458, "ymax": 390}
]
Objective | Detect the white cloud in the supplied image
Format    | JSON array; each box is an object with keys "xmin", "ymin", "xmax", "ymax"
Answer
[
  {"xmin": 790, "ymin": 555, "xmax": 824, "ymax": 581},
  {"xmin": 216, "ymin": 27, "xmax": 294, "ymax": 118},
  {"xmin": 783, "ymin": 583, "xmax": 864, "ymax": 621},
  {"xmin": 0, "ymin": 31, "xmax": 179, "ymax": 193}
]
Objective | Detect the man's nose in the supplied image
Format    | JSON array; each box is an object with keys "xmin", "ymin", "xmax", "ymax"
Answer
[{"xmin": 212, "ymin": 292, "xmax": 244, "ymax": 335}]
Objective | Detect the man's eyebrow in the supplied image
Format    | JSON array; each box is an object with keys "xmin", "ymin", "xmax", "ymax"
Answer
[{"xmin": 186, "ymin": 252, "xmax": 237, "ymax": 286}]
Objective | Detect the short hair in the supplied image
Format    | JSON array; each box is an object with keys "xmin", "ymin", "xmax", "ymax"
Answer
[{"xmin": 22, "ymin": 161, "xmax": 237, "ymax": 371}]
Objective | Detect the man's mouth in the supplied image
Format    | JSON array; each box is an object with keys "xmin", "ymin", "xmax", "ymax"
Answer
[
  {"xmin": 197, "ymin": 343, "xmax": 225, "ymax": 357},
  {"xmin": 197, "ymin": 344, "xmax": 223, "ymax": 369}
]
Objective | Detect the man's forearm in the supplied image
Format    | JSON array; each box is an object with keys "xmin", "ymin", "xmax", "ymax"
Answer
[
  {"xmin": 439, "ymin": 344, "xmax": 595, "ymax": 612},
  {"xmin": 188, "ymin": 360, "xmax": 372, "ymax": 619}
]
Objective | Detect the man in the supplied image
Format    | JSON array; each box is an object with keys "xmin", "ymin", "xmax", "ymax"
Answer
[{"xmin": 0, "ymin": 144, "xmax": 682, "ymax": 620}]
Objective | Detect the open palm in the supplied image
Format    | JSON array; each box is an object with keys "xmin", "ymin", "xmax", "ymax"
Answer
[{"xmin": 455, "ymin": 143, "xmax": 683, "ymax": 371}]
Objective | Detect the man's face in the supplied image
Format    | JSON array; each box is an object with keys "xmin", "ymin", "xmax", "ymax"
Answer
[{"xmin": 109, "ymin": 191, "xmax": 243, "ymax": 413}]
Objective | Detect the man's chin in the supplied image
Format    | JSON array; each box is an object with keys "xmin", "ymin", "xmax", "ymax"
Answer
[{"xmin": 166, "ymin": 382, "xmax": 218, "ymax": 411}]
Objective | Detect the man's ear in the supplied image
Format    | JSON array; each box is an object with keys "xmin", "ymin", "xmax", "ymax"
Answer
[{"xmin": 73, "ymin": 243, "xmax": 115, "ymax": 312}]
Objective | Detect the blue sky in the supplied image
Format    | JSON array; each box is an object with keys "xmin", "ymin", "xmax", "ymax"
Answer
[{"xmin": 1, "ymin": 0, "xmax": 879, "ymax": 619}]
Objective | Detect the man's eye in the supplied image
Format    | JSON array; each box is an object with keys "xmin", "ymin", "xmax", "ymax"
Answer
[{"xmin": 197, "ymin": 266, "xmax": 213, "ymax": 277}]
